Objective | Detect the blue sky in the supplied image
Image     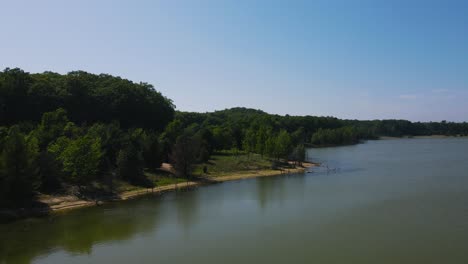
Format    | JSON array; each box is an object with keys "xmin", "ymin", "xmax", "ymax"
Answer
[{"xmin": 2, "ymin": 0, "xmax": 468, "ymax": 121}]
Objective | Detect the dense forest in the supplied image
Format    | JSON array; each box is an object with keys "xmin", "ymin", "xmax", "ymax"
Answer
[{"xmin": 1, "ymin": 67, "xmax": 468, "ymax": 207}]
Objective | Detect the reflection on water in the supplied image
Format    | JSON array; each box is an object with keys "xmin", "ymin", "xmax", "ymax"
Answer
[
  {"xmin": 2, "ymin": 138, "xmax": 468, "ymax": 264},
  {"xmin": 0, "ymin": 199, "xmax": 161, "ymax": 264},
  {"xmin": 255, "ymin": 174, "xmax": 306, "ymax": 210},
  {"xmin": 175, "ymin": 188, "xmax": 200, "ymax": 233}
]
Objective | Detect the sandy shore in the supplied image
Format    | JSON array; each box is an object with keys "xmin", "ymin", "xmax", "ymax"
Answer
[
  {"xmin": 209, "ymin": 163, "xmax": 314, "ymax": 182},
  {"xmin": 37, "ymin": 162, "xmax": 316, "ymax": 214}
]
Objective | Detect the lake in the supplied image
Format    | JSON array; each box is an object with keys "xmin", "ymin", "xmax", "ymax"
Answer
[{"xmin": 2, "ymin": 138, "xmax": 468, "ymax": 264}]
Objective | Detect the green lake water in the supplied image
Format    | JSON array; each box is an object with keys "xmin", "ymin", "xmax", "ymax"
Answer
[{"xmin": 2, "ymin": 138, "xmax": 468, "ymax": 264}]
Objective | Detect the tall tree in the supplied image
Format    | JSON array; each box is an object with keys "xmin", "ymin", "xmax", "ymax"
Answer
[
  {"xmin": 48, "ymin": 135, "xmax": 102, "ymax": 190},
  {"xmin": 275, "ymin": 130, "xmax": 292, "ymax": 160},
  {"xmin": 255, "ymin": 126, "xmax": 269, "ymax": 156},
  {"xmin": 290, "ymin": 145, "xmax": 306, "ymax": 165},
  {"xmin": 170, "ymin": 134, "xmax": 201, "ymax": 179},
  {"xmin": 0, "ymin": 126, "xmax": 39, "ymax": 205},
  {"xmin": 116, "ymin": 144, "xmax": 146, "ymax": 185},
  {"xmin": 34, "ymin": 108, "xmax": 69, "ymax": 148},
  {"xmin": 242, "ymin": 128, "xmax": 257, "ymax": 154},
  {"xmin": 142, "ymin": 132, "xmax": 164, "ymax": 171},
  {"xmin": 0, "ymin": 68, "xmax": 32, "ymax": 125}
]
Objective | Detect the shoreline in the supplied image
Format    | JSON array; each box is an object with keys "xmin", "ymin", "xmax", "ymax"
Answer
[
  {"xmin": 379, "ymin": 135, "xmax": 467, "ymax": 140},
  {"xmin": 52, "ymin": 162, "xmax": 315, "ymax": 212},
  {"xmin": 1, "ymin": 162, "xmax": 315, "ymax": 221},
  {"xmin": 206, "ymin": 163, "xmax": 314, "ymax": 183}
]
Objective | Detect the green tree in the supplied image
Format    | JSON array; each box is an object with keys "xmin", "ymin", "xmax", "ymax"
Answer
[
  {"xmin": 311, "ymin": 126, "xmax": 361, "ymax": 146},
  {"xmin": 212, "ymin": 127, "xmax": 233, "ymax": 151},
  {"xmin": 0, "ymin": 68, "xmax": 32, "ymax": 125},
  {"xmin": 142, "ymin": 132, "xmax": 164, "ymax": 171},
  {"xmin": 170, "ymin": 134, "xmax": 201, "ymax": 179},
  {"xmin": 37, "ymin": 150, "xmax": 63, "ymax": 193},
  {"xmin": 290, "ymin": 145, "xmax": 306, "ymax": 165},
  {"xmin": 116, "ymin": 144, "xmax": 147, "ymax": 186},
  {"xmin": 0, "ymin": 126, "xmax": 40, "ymax": 205},
  {"xmin": 242, "ymin": 128, "xmax": 257, "ymax": 154},
  {"xmin": 264, "ymin": 133, "xmax": 277, "ymax": 159},
  {"xmin": 49, "ymin": 135, "xmax": 102, "ymax": 189},
  {"xmin": 255, "ymin": 126, "xmax": 269, "ymax": 156},
  {"xmin": 87, "ymin": 121, "xmax": 124, "ymax": 165},
  {"xmin": 291, "ymin": 127, "xmax": 306, "ymax": 146},
  {"xmin": 34, "ymin": 108, "xmax": 70, "ymax": 148},
  {"xmin": 275, "ymin": 130, "xmax": 292, "ymax": 160}
]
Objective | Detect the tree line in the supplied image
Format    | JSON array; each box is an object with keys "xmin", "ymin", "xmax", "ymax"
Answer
[
  {"xmin": 1, "ymin": 67, "xmax": 468, "ymax": 207},
  {"xmin": 0, "ymin": 109, "xmax": 167, "ymax": 206}
]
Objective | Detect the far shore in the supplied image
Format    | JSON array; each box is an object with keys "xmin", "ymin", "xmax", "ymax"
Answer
[
  {"xmin": 379, "ymin": 135, "xmax": 467, "ymax": 140},
  {"xmin": 1, "ymin": 162, "xmax": 316, "ymax": 221}
]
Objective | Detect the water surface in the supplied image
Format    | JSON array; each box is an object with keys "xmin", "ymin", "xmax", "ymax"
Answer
[{"xmin": 2, "ymin": 138, "xmax": 468, "ymax": 264}]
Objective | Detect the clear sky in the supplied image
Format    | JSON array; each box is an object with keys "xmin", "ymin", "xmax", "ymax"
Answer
[{"xmin": 2, "ymin": 0, "xmax": 468, "ymax": 121}]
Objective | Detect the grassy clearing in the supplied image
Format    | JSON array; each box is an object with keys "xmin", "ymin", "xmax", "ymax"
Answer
[
  {"xmin": 86, "ymin": 152, "xmax": 276, "ymax": 194},
  {"xmin": 145, "ymin": 170, "xmax": 187, "ymax": 186},
  {"xmin": 114, "ymin": 170, "xmax": 186, "ymax": 193},
  {"xmin": 194, "ymin": 152, "xmax": 273, "ymax": 177}
]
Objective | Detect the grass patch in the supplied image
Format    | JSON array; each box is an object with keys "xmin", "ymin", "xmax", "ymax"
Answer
[
  {"xmin": 145, "ymin": 170, "xmax": 187, "ymax": 186},
  {"xmin": 114, "ymin": 180, "xmax": 142, "ymax": 193},
  {"xmin": 145, "ymin": 171, "xmax": 186, "ymax": 187},
  {"xmin": 194, "ymin": 153, "xmax": 272, "ymax": 177},
  {"xmin": 114, "ymin": 170, "xmax": 186, "ymax": 193}
]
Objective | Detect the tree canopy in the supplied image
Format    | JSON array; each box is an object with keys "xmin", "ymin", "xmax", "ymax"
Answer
[{"xmin": 0, "ymin": 68, "xmax": 175, "ymax": 130}]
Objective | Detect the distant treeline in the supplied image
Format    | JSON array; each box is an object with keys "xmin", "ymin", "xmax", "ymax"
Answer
[
  {"xmin": 173, "ymin": 108, "xmax": 468, "ymax": 148},
  {"xmin": 1, "ymin": 67, "xmax": 467, "ymax": 207}
]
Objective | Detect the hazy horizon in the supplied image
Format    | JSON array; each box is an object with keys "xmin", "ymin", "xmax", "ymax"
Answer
[{"xmin": 2, "ymin": 0, "xmax": 468, "ymax": 122}]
